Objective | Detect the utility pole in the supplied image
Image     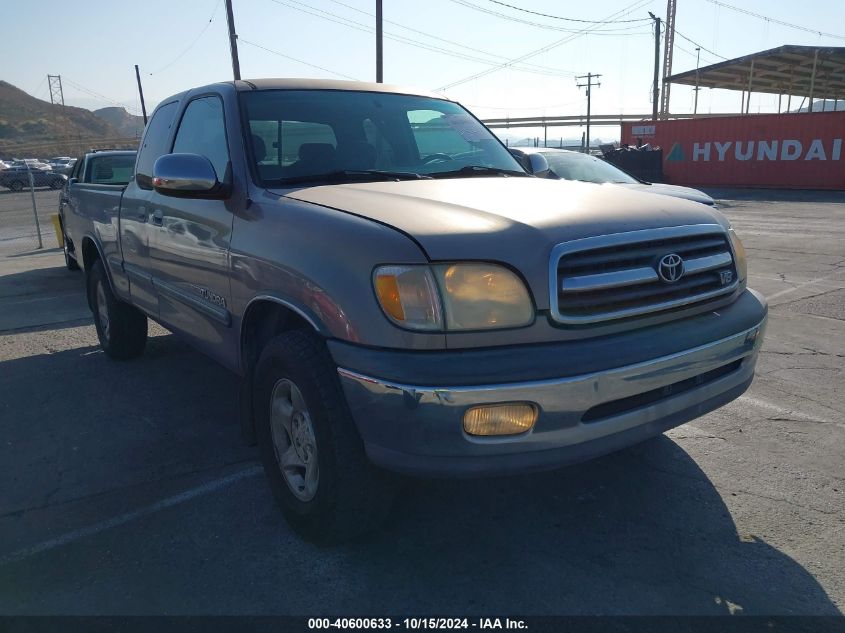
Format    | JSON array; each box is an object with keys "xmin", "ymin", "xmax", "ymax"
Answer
[
  {"xmin": 376, "ymin": 0, "xmax": 383, "ymax": 82},
  {"xmin": 576, "ymin": 73, "xmax": 601, "ymax": 154},
  {"xmin": 225, "ymin": 0, "xmax": 242, "ymax": 80},
  {"xmin": 659, "ymin": 0, "xmax": 677, "ymax": 117},
  {"xmin": 693, "ymin": 47, "xmax": 701, "ymax": 116},
  {"xmin": 134, "ymin": 65, "xmax": 148, "ymax": 125},
  {"xmin": 648, "ymin": 12, "xmax": 661, "ymax": 121}
]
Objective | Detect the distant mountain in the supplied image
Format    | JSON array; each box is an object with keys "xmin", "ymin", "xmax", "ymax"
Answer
[
  {"xmin": 0, "ymin": 80, "xmax": 139, "ymax": 158},
  {"xmin": 93, "ymin": 106, "xmax": 145, "ymax": 138},
  {"xmin": 790, "ymin": 99, "xmax": 845, "ymax": 113}
]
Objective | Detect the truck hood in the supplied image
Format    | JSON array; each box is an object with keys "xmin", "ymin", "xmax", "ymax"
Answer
[{"xmin": 279, "ymin": 177, "xmax": 729, "ymax": 309}]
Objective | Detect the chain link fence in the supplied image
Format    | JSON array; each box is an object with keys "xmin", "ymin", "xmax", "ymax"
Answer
[{"xmin": 0, "ymin": 178, "xmax": 62, "ymax": 256}]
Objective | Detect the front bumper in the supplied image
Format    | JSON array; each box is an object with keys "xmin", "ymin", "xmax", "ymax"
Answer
[{"xmin": 335, "ymin": 293, "xmax": 767, "ymax": 477}]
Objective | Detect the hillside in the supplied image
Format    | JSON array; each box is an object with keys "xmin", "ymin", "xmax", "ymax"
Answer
[
  {"xmin": 0, "ymin": 80, "xmax": 140, "ymax": 158},
  {"xmin": 93, "ymin": 106, "xmax": 145, "ymax": 138}
]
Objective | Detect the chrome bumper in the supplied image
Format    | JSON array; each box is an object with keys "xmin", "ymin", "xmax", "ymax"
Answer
[{"xmin": 337, "ymin": 318, "xmax": 766, "ymax": 476}]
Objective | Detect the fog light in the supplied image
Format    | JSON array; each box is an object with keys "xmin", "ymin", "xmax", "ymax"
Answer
[{"xmin": 463, "ymin": 403, "xmax": 537, "ymax": 436}]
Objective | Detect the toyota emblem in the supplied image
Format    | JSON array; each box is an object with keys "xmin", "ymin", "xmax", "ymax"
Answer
[{"xmin": 657, "ymin": 253, "xmax": 684, "ymax": 283}]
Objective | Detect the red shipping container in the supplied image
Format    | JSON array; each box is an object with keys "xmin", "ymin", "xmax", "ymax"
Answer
[{"xmin": 622, "ymin": 111, "xmax": 845, "ymax": 189}]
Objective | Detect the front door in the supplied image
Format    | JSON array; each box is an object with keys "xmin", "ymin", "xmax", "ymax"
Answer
[{"xmin": 146, "ymin": 95, "xmax": 236, "ymax": 364}]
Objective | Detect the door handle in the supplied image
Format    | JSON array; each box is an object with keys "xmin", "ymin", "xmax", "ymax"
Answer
[{"xmin": 151, "ymin": 210, "xmax": 164, "ymax": 226}]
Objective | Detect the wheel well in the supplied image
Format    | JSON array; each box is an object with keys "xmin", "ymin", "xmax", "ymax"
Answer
[
  {"xmin": 80, "ymin": 238, "xmax": 101, "ymax": 309},
  {"xmin": 81, "ymin": 237, "xmax": 100, "ymax": 272},
  {"xmin": 238, "ymin": 299, "xmax": 317, "ymax": 445},
  {"xmin": 240, "ymin": 299, "xmax": 315, "ymax": 375}
]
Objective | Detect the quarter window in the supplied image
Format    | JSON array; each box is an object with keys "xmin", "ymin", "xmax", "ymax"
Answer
[{"xmin": 135, "ymin": 101, "xmax": 178, "ymax": 189}]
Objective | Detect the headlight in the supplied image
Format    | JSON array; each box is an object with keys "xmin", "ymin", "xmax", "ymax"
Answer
[
  {"xmin": 728, "ymin": 228, "xmax": 747, "ymax": 282},
  {"xmin": 433, "ymin": 263, "xmax": 534, "ymax": 330},
  {"xmin": 373, "ymin": 263, "xmax": 534, "ymax": 331}
]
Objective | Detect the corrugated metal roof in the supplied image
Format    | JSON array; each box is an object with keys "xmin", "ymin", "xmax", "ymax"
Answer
[{"xmin": 666, "ymin": 45, "xmax": 845, "ymax": 100}]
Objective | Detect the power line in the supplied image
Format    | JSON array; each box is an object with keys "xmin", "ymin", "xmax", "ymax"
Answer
[
  {"xmin": 447, "ymin": 0, "xmax": 655, "ymax": 34},
  {"xmin": 485, "ymin": 0, "xmax": 651, "ymax": 24},
  {"xmin": 268, "ymin": 0, "xmax": 578, "ymax": 77},
  {"xmin": 62, "ymin": 77, "xmax": 142, "ymax": 113},
  {"xmin": 436, "ymin": 0, "xmax": 653, "ymax": 91},
  {"xmin": 148, "ymin": 0, "xmax": 223, "ymax": 75},
  {"xmin": 323, "ymin": 0, "xmax": 576, "ymax": 74},
  {"xmin": 239, "ymin": 38, "xmax": 360, "ymax": 80},
  {"xmin": 705, "ymin": 0, "xmax": 845, "ymax": 41},
  {"xmin": 673, "ymin": 28, "xmax": 727, "ymax": 61}
]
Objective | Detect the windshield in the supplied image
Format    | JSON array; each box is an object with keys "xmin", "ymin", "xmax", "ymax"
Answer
[
  {"xmin": 540, "ymin": 151, "xmax": 639, "ymax": 184},
  {"xmin": 241, "ymin": 90, "xmax": 525, "ymax": 185}
]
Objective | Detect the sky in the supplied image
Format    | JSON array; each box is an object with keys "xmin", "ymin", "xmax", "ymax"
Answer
[{"xmin": 3, "ymin": 0, "xmax": 844, "ymax": 142}]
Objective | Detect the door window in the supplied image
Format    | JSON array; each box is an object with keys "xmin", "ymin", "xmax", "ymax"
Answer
[{"xmin": 172, "ymin": 96, "xmax": 230, "ymax": 180}]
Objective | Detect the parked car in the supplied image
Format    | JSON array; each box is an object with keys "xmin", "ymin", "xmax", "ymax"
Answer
[
  {"xmin": 513, "ymin": 147, "xmax": 716, "ymax": 206},
  {"xmin": 20, "ymin": 158, "xmax": 53, "ymax": 170},
  {"xmin": 62, "ymin": 79, "xmax": 766, "ymax": 542},
  {"xmin": 0, "ymin": 160, "xmax": 10, "ymax": 171},
  {"xmin": 0, "ymin": 165, "xmax": 66, "ymax": 190}
]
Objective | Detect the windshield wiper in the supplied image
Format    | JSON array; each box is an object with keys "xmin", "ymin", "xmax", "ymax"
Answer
[
  {"xmin": 276, "ymin": 169, "xmax": 432, "ymax": 185},
  {"xmin": 430, "ymin": 165, "xmax": 528, "ymax": 179}
]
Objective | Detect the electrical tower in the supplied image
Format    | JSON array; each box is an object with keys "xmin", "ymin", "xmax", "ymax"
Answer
[
  {"xmin": 47, "ymin": 75, "xmax": 65, "ymax": 106},
  {"xmin": 659, "ymin": 0, "xmax": 677, "ymax": 118},
  {"xmin": 47, "ymin": 74, "xmax": 70, "ymax": 155},
  {"xmin": 576, "ymin": 73, "xmax": 601, "ymax": 153}
]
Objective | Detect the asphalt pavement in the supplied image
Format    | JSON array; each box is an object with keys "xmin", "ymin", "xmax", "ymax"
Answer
[{"xmin": 0, "ymin": 189, "xmax": 843, "ymax": 615}]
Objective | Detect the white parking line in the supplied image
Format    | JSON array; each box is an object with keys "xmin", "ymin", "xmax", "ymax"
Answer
[
  {"xmin": 738, "ymin": 395, "xmax": 838, "ymax": 427},
  {"xmin": 0, "ymin": 465, "xmax": 262, "ymax": 566},
  {"xmin": 765, "ymin": 272, "xmax": 845, "ymax": 302}
]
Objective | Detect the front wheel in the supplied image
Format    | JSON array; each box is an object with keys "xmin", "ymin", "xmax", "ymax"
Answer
[
  {"xmin": 88, "ymin": 259, "xmax": 147, "ymax": 359},
  {"xmin": 254, "ymin": 330, "xmax": 396, "ymax": 543}
]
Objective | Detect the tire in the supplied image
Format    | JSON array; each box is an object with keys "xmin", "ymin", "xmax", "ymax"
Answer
[
  {"xmin": 60, "ymin": 219, "xmax": 80, "ymax": 271},
  {"xmin": 50, "ymin": 178, "xmax": 64, "ymax": 190},
  {"xmin": 9, "ymin": 180, "xmax": 24, "ymax": 192},
  {"xmin": 88, "ymin": 259, "xmax": 147, "ymax": 359},
  {"xmin": 254, "ymin": 330, "xmax": 396, "ymax": 543}
]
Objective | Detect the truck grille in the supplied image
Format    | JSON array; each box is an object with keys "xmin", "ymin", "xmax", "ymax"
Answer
[{"xmin": 550, "ymin": 225, "xmax": 738, "ymax": 324}]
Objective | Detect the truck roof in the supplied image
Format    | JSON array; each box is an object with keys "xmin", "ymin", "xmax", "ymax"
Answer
[{"xmin": 157, "ymin": 78, "xmax": 447, "ymax": 102}]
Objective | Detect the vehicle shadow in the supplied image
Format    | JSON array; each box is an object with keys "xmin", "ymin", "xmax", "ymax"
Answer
[{"xmin": 0, "ymin": 335, "xmax": 839, "ymax": 616}]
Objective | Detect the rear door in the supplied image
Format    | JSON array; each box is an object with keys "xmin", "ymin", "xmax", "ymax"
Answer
[
  {"xmin": 146, "ymin": 94, "xmax": 237, "ymax": 362},
  {"xmin": 119, "ymin": 101, "xmax": 179, "ymax": 316}
]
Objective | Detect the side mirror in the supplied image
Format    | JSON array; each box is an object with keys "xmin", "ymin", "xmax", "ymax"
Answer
[
  {"xmin": 527, "ymin": 153, "xmax": 551, "ymax": 178},
  {"xmin": 152, "ymin": 153, "xmax": 227, "ymax": 198},
  {"xmin": 67, "ymin": 177, "xmax": 78, "ymax": 186}
]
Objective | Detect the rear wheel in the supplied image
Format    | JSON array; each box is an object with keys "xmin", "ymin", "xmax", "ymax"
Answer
[
  {"xmin": 254, "ymin": 330, "xmax": 396, "ymax": 543},
  {"xmin": 88, "ymin": 259, "xmax": 147, "ymax": 359},
  {"xmin": 60, "ymin": 220, "xmax": 80, "ymax": 271}
]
